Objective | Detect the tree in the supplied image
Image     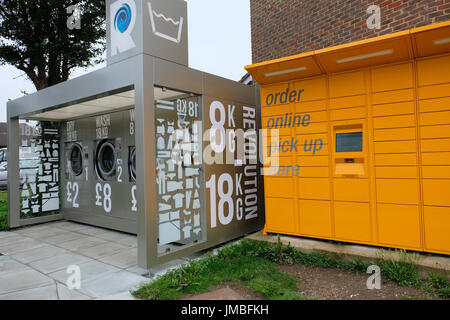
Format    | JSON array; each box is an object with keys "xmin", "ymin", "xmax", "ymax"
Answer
[{"xmin": 0, "ymin": 0, "xmax": 106, "ymax": 90}]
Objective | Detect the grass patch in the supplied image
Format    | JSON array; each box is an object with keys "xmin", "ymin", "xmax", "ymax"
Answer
[
  {"xmin": 426, "ymin": 272, "xmax": 450, "ymax": 298},
  {"xmin": 134, "ymin": 238, "xmax": 450, "ymax": 300},
  {"xmin": 133, "ymin": 240, "xmax": 305, "ymax": 300},
  {"xmin": 133, "ymin": 238, "xmax": 373, "ymax": 300},
  {"xmin": 377, "ymin": 250, "xmax": 422, "ymax": 287},
  {"xmin": 0, "ymin": 191, "xmax": 8, "ymax": 231}
]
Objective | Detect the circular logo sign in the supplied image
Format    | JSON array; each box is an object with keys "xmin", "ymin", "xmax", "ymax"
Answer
[{"xmin": 114, "ymin": 4, "xmax": 132, "ymax": 33}]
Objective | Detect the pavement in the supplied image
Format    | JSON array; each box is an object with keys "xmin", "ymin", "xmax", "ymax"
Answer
[{"xmin": 0, "ymin": 220, "xmax": 196, "ymax": 300}]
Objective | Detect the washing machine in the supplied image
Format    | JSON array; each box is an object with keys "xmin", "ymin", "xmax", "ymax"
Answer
[
  {"xmin": 62, "ymin": 118, "xmax": 95, "ymax": 219},
  {"xmin": 62, "ymin": 108, "xmax": 137, "ymax": 234},
  {"xmin": 90, "ymin": 109, "xmax": 137, "ymax": 233},
  {"xmin": 125, "ymin": 108, "xmax": 137, "ymax": 215}
]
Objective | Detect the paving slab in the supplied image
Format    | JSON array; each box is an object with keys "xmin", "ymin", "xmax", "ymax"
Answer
[
  {"xmin": 11, "ymin": 245, "xmax": 69, "ymax": 264},
  {"xmin": 50, "ymin": 221, "xmax": 91, "ymax": 232},
  {"xmin": 0, "ymin": 258, "xmax": 30, "ymax": 275},
  {"xmin": 58, "ymin": 236, "xmax": 108, "ymax": 252},
  {"xmin": 0, "ymin": 234, "xmax": 31, "ymax": 246},
  {"xmin": 77, "ymin": 242, "xmax": 129, "ymax": 259},
  {"xmin": 75, "ymin": 227, "xmax": 109, "ymax": 237},
  {"xmin": 0, "ymin": 231, "xmax": 18, "ymax": 239},
  {"xmin": 0, "ymin": 284, "xmax": 58, "ymax": 300},
  {"xmin": 97, "ymin": 291, "xmax": 137, "ymax": 300},
  {"xmin": 95, "ymin": 232, "xmax": 137, "ymax": 247},
  {"xmin": 17, "ymin": 228, "xmax": 67, "ymax": 240},
  {"xmin": 56, "ymin": 283, "xmax": 92, "ymax": 300},
  {"xmin": 0, "ymin": 238, "xmax": 47, "ymax": 255},
  {"xmin": 39, "ymin": 231, "xmax": 86, "ymax": 245},
  {"xmin": 0, "ymin": 269, "xmax": 55, "ymax": 295},
  {"xmin": 126, "ymin": 265, "xmax": 150, "ymax": 277},
  {"xmin": 76, "ymin": 270, "xmax": 149, "ymax": 299},
  {"xmin": 48, "ymin": 259, "xmax": 120, "ymax": 284},
  {"xmin": 28, "ymin": 252, "xmax": 92, "ymax": 274},
  {"xmin": 98, "ymin": 248, "xmax": 138, "ymax": 269}
]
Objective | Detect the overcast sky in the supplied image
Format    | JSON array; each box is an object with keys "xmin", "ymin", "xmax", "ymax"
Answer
[{"xmin": 0, "ymin": 0, "xmax": 252, "ymax": 122}]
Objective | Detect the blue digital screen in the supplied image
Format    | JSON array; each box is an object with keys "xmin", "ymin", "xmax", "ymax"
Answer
[{"xmin": 336, "ymin": 132, "xmax": 363, "ymax": 153}]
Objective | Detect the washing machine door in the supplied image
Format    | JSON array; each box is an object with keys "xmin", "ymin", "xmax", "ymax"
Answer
[
  {"xmin": 69, "ymin": 143, "xmax": 84, "ymax": 176},
  {"xmin": 96, "ymin": 140, "xmax": 117, "ymax": 181},
  {"xmin": 129, "ymin": 147, "xmax": 136, "ymax": 181}
]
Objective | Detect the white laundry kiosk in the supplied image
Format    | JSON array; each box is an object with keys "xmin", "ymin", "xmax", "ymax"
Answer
[{"xmin": 7, "ymin": 0, "xmax": 264, "ymax": 269}]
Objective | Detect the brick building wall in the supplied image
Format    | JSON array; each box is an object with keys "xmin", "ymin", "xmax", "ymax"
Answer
[{"xmin": 250, "ymin": 0, "xmax": 450, "ymax": 63}]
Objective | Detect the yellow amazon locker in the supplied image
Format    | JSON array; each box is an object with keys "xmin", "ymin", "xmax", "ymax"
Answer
[{"xmin": 246, "ymin": 21, "xmax": 450, "ymax": 255}]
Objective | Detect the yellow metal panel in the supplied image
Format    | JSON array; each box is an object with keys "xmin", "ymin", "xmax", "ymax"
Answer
[
  {"xmin": 265, "ymin": 198, "xmax": 297, "ymax": 233},
  {"xmin": 296, "ymin": 122, "xmax": 329, "ymax": 135},
  {"xmin": 424, "ymin": 206, "xmax": 450, "ymax": 253},
  {"xmin": 305, "ymin": 111, "xmax": 328, "ymax": 123},
  {"xmin": 419, "ymin": 97, "xmax": 450, "ymax": 113},
  {"xmin": 419, "ymin": 83, "xmax": 450, "ymax": 100},
  {"xmin": 333, "ymin": 178, "xmax": 370, "ymax": 202},
  {"xmin": 297, "ymin": 155, "xmax": 329, "ymax": 167},
  {"xmin": 420, "ymin": 124, "xmax": 450, "ymax": 139},
  {"xmin": 292, "ymin": 77, "xmax": 327, "ymax": 102},
  {"xmin": 261, "ymin": 104, "xmax": 290, "ymax": 116},
  {"xmin": 329, "ymin": 71, "xmax": 365, "ymax": 98},
  {"xmin": 376, "ymin": 179, "xmax": 419, "ymax": 205},
  {"xmin": 423, "ymin": 179, "xmax": 450, "ymax": 206},
  {"xmin": 316, "ymin": 32, "xmax": 413, "ymax": 74},
  {"xmin": 251, "ymin": 23, "xmax": 450, "ymax": 255},
  {"xmin": 262, "ymin": 117, "xmax": 292, "ymax": 136},
  {"xmin": 330, "ymin": 95, "xmax": 366, "ymax": 109},
  {"xmin": 373, "ymin": 102, "xmax": 415, "ymax": 117},
  {"xmin": 334, "ymin": 201, "xmax": 371, "ymax": 242},
  {"xmin": 377, "ymin": 204, "xmax": 421, "ymax": 248},
  {"xmin": 249, "ymin": 55, "xmax": 323, "ymax": 86},
  {"xmin": 372, "ymin": 63, "xmax": 414, "ymax": 92},
  {"xmin": 331, "ymin": 107, "xmax": 367, "ymax": 121},
  {"xmin": 335, "ymin": 162, "xmax": 365, "ymax": 176},
  {"xmin": 263, "ymin": 155, "xmax": 293, "ymax": 167},
  {"xmin": 417, "ymin": 55, "xmax": 450, "ymax": 87},
  {"xmin": 373, "ymin": 114, "xmax": 416, "ymax": 129},
  {"xmin": 422, "ymin": 166, "xmax": 450, "ymax": 179},
  {"xmin": 299, "ymin": 200, "xmax": 332, "ymax": 237},
  {"xmin": 295, "ymin": 99, "xmax": 327, "ymax": 113},
  {"xmin": 413, "ymin": 22, "xmax": 450, "ymax": 58},
  {"xmin": 373, "ymin": 127, "xmax": 416, "ymax": 142},
  {"xmin": 297, "ymin": 133, "xmax": 328, "ymax": 144},
  {"xmin": 376, "ymin": 166, "xmax": 418, "ymax": 179},
  {"xmin": 297, "ymin": 143, "xmax": 329, "ymax": 156},
  {"xmin": 264, "ymin": 177, "xmax": 295, "ymax": 198},
  {"xmin": 266, "ymin": 141, "xmax": 329, "ymax": 157},
  {"xmin": 374, "ymin": 140, "xmax": 417, "ymax": 154},
  {"xmin": 421, "ymin": 138, "xmax": 450, "ymax": 152},
  {"xmin": 298, "ymin": 178, "xmax": 331, "ymax": 200},
  {"xmin": 421, "ymin": 152, "xmax": 450, "ymax": 166},
  {"xmin": 375, "ymin": 153, "xmax": 417, "ymax": 166},
  {"xmin": 261, "ymin": 83, "xmax": 291, "ymax": 107},
  {"xmin": 373, "ymin": 89, "xmax": 414, "ymax": 104},
  {"xmin": 420, "ymin": 111, "xmax": 450, "ymax": 126},
  {"xmin": 298, "ymin": 167, "xmax": 330, "ymax": 178}
]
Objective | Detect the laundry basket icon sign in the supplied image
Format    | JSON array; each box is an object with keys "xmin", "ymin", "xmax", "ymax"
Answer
[{"xmin": 148, "ymin": 2, "xmax": 184, "ymax": 44}]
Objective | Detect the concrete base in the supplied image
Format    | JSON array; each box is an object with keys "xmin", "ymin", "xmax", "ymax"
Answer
[{"xmin": 247, "ymin": 231, "xmax": 450, "ymax": 279}]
